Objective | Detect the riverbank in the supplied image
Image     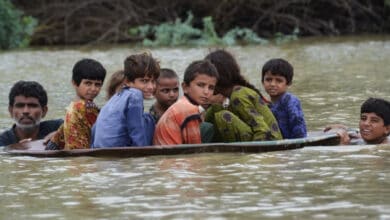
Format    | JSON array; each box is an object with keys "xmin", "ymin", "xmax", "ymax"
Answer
[{"xmin": 13, "ymin": 0, "xmax": 390, "ymax": 46}]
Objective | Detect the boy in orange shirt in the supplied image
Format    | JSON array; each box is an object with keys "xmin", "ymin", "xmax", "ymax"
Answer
[{"xmin": 153, "ymin": 60, "xmax": 218, "ymax": 145}]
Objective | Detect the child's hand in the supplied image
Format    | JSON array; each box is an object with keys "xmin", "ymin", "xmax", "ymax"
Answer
[
  {"xmin": 208, "ymin": 94, "xmax": 226, "ymax": 105},
  {"xmin": 43, "ymin": 131, "xmax": 57, "ymax": 145},
  {"xmin": 323, "ymin": 124, "xmax": 348, "ymax": 132},
  {"xmin": 324, "ymin": 124, "xmax": 352, "ymax": 145},
  {"xmin": 18, "ymin": 138, "xmax": 32, "ymax": 143}
]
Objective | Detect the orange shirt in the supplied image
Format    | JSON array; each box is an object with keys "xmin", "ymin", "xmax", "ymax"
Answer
[{"xmin": 153, "ymin": 96, "xmax": 201, "ymax": 145}]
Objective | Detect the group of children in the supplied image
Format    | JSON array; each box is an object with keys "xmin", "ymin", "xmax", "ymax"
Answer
[{"xmin": 45, "ymin": 49, "xmax": 390, "ymax": 150}]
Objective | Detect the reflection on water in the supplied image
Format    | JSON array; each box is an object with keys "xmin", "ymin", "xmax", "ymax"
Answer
[
  {"xmin": 0, "ymin": 36, "xmax": 390, "ymax": 219},
  {"xmin": 0, "ymin": 146, "xmax": 389, "ymax": 219}
]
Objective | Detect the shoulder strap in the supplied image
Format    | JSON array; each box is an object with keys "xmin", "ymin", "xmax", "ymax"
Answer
[{"xmin": 180, "ymin": 114, "xmax": 202, "ymax": 144}]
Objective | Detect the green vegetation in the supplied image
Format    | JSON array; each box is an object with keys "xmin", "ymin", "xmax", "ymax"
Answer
[
  {"xmin": 129, "ymin": 12, "xmax": 298, "ymax": 47},
  {"xmin": 0, "ymin": 0, "xmax": 37, "ymax": 50}
]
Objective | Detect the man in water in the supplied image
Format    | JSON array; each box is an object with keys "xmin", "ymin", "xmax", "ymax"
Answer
[{"xmin": 0, "ymin": 81, "xmax": 63, "ymax": 146}]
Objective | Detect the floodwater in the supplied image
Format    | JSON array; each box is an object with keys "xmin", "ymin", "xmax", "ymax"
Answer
[{"xmin": 0, "ymin": 35, "xmax": 389, "ymax": 219}]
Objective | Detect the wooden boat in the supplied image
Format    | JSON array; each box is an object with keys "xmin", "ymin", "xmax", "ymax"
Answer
[{"xmin": 2, "ymin": 132, "xmax": 342, "ymax": 158}]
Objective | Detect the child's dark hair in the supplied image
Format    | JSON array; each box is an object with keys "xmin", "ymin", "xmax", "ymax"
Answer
[
  {"xmin": 106, "ymin": 70, "xmax": 125, "ymax": 100},
  {"xmin": 205, "ymin": 49, "xmax": 262, "ymax": 96},
  {"xmin": 261, "ymin": 58, "xmax": 294, "ymax": 85},
  {"xmin": 158, "ymin": 68, "xmax": 178, "ymax": 84},
  {"xmin": 124, "ymin": 52, "xmax": 160, "ymax": 82},
  {"xmin": 9, "ymin": 80, "xmax": 48, "ymax": 107},
  {"xmin": 183, "ymin": 60, "xmax": 219, "ymax": 85},
  {"xmin": 72, "ymin": 58, "xmax": 106, "ymax": 86},
  {"xmin": 361, "ymin": 97, "xmax": 390, "ymax": 126}
]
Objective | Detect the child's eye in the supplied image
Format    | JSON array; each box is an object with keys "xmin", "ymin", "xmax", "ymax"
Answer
[
  {"xmin": 371, "ymin": 117, "xmax": 381, "ymax": 123},
  {"xmin": 197, "ymin": 83, "xmax": 205, "ymax": 88}
]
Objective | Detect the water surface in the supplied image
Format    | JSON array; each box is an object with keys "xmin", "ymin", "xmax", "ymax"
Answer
[{"xmin": 0, "ymin": 36, "xmax": 389, "ymax": 219}]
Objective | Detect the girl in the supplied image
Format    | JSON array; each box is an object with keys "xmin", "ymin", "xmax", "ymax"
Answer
[{"xmin": 204, "ymin": 49, "xmax": 282, "ymax": 142}]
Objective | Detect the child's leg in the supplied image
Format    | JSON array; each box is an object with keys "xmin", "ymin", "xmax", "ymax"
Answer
[
  {"xmin": 214, "ymin": 110, "xmax": 253, "ymax": 142},
  {"xmin": 200, "ymin": 122, "xmax": 214, "ymax": 143}
]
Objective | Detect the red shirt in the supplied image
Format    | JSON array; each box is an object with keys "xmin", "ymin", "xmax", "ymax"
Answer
[{"xmin": 153, "ymin": 96, "xmax": 201, "ymax": 145}]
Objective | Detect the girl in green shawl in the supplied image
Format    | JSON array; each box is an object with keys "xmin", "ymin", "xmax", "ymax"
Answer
[{"xmin": 204, "ymin": 49, "xmax": 282, "ymax": 142}]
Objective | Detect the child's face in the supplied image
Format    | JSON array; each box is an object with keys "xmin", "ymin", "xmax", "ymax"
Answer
[
  {"xmin": 73, "ymin": 79, "xmax": 103, "ymax": 101},
  {"xmin": 262, "ymin": 71, "xmax": 288, "ymax": 98},
  {"xmin": 359, "ymin": 112, "xmax": 390, "ymax": 144},
  {"xmin": 128, "ymin": 76, "xmax": 155, "ymax": 99},
  {"xmin": 182, "ymin": 73, "xmax": 217, "ymax": 106},
  {"xmin": 155, "ymin": 78, "xmax": 179, "ymax": 108}
]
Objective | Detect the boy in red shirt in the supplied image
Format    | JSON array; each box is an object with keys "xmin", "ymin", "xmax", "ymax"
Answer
[{"xmin": 153, "ymin": 60, "xmax": 218, "ymax": 145}]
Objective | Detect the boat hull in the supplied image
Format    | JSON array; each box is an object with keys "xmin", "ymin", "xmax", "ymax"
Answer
[{"xmin": 3, "ymin": 133, "xmax": 341, "ymax": 158}]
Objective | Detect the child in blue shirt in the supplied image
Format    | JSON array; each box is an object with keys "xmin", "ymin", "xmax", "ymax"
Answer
[
  {"xmin": 92, "ymin": 52, "xmax": 160, "ymax": 148},
  {"xmin": 261, "ymin": 58, "xmax": 307, "ymax": 139}
]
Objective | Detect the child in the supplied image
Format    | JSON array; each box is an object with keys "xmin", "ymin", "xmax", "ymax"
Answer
[
  {"xmin": 92, "ymin": 52, "xmax": 160, "ymax": 148},
  {"xmin": 204, "ymin": 49, "xmax": 282, "ymax": 142},
  {"xmin": 153, "ymin": 60, "xmax": 219, "ymax": 145},
  {"xmin": 324, "ymin": 97, "xmax": 390, "ymax": 145},
  {"xmin": 106, "ymin": 70, "xmax": 125, "ymax": 100},
  {"xmin": 149, "ymin": 68, "xmax": 179, "ymax": 122},
  {"xmin": 261, "ymin": 58, "xmax": 307, "ymax": 139},
  {"xmin": 46, "ymin": 58, "xmax": 106, "ymax": 150}
]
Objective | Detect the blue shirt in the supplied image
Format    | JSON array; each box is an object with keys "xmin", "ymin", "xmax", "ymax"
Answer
[
  {"xmin": 269, "ymin": 92, "xmax": 307, "ymax": 139},
  {"xmin": 91, "ymin": 87, "xmax": 155, "ymax": 148}
]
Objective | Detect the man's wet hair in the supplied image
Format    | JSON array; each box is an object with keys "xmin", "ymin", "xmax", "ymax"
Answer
[{"xmin": 9, "ymin": 80, "xmax": 48, "ymax": 107}]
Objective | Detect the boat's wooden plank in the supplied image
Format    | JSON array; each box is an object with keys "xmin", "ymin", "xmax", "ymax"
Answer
[{"xmin": 3, "ymin": 132, "xmax": 341, "ymax": 157}]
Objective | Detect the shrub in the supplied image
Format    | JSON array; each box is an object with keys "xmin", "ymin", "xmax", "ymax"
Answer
[
  {"xmin": 0, "ymin": 0, "xmax": 37, "ymax": 50},
  {"xmin": 129, "ymin": 12, "xmax": 270, "ymax": 47}
]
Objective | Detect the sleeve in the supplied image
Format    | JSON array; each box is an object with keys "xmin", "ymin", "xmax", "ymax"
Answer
[
  {"xmin": 143, "ymin": 113, "xmax": 156, "ymax": 146},
  {"xmin": 287, "ymin": 96, "xmax": 307, "ymax": 138},
  {"xmin": 64, "ymin": 101, "xmax": 95, "ymax": 149},
  {"xmin": 126, "ymin": 93, "xmax": 151, "ymax": 146},
  {"xmin": 0, "ymin": 131, "xmax": 14, "ymax": 147},
  {"xmin": 232, "ymin": 93, "xmax": 282, "ymax": 141},
  {"xmin": 181, "ymin": 114, "xmax": 202, "ymax": 144},
  {"xmin": 49, "ymin": 124, "xmax": 65, "ymax": 149},
  {"xmin": 154, "ymin": 114, "xmax": 183, "ymax": 145}
]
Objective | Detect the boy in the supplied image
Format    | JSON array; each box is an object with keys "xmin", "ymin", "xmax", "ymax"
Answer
[
  {"xmin": 46, "ymin": 58, "xmax": 106, "ymax": 150},
  {"xmin": 325, "ymin": 97, "xmax": 390, "ymax": 145},
  {"xmin": 261, "ymin": 58, "xmax": 307, "ymax": 139},
  {"xmin": 153, "ymin": 60, "xmax": 218, "ymax": 145},
  {"xmin": 92, "ymin": 52, "xmax": 160, "ymax": 148},
  {"xmin": 149, "ymin": 68, "xmax": 180, "ymax": 122},
  {"xmin": 0, "ymin": 81, "xmax": 63, "ymax": 146}
]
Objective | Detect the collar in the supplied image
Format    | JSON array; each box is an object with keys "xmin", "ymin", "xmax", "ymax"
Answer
[{"xmin": 184, "ymin": 94, "xmax": 199, "ymax": 106}]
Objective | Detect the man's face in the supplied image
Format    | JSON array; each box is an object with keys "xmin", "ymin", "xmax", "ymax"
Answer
[{"xmin": 8, "ymin": 96, "xmax": 47, "ymax": 130}]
